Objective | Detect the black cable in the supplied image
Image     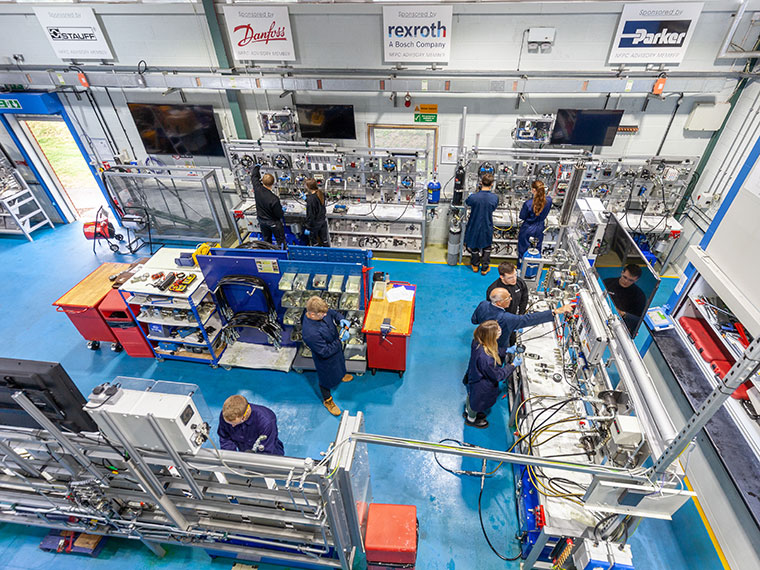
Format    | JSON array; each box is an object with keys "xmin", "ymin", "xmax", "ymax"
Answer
[
  {"xmin": 103, "ymin": 87, "xmax": 138, "ymax": 159},
  {"xmin": 593, "ymin": 513, "xmax": 619, "ymax": 543},
  {"xmin": 478, "ymin": 474, "xmax": 522, "ymax": 561},
  {"xmin": 432, "ymin": 438, "xmax": 467, "ymax": 476}
]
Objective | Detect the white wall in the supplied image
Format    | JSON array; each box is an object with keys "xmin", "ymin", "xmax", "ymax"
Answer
[{"xmin": 0, "ymin": 1, "xmax": 756, "ymax": 248}]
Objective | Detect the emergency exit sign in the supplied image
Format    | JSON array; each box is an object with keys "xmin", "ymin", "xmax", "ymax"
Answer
[{"xmin": 0, "ymin": 99, "xmax": 21, "ymax": 110}]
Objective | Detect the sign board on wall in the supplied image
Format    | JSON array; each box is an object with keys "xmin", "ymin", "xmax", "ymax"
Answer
[
  {"xmin": 414, "ymin": 104, "xmax": 437, "ymax": 123},
  {"xmin": 608, "ymin": 2, "xmax": 703, "ymax": 65},
  {"xmin": 223, "ymin": 5, "xmax": 296, "ymax": 61},
  {"xmin": 34, "ymin": 7, "xmax": 114, "ymax": 60},
  {"xmin": 383, "ymin": 6, "xmax": 453, "ymax": 63}
]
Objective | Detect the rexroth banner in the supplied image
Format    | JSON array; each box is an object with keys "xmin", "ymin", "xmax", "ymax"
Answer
[
  {"xmin": 383, "ymin": 6, "xmax": 453, "ymax": 63},
  {"xmin": 608, "ymin": 2, "xmax": 703, "ymax": 65},
  {"xmin": 223, "ymin": 5, "xmax": 296, "ymax": 62}
]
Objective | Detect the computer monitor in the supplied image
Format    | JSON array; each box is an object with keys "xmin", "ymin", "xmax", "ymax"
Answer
[{"xmin": 0, "ymin": 358, "xmax": 97, "ymax": 433}]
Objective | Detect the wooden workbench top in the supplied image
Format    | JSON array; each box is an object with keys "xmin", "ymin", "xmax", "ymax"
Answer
[
  {"xmin": 53, "ymin": 262, "xmax": 131, "ymax": 308},
  {"xmin": 362, "ymin": 283, "xmax": 416, "ymax": 336}
]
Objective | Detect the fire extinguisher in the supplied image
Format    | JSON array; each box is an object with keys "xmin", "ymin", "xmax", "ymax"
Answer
[{"xmin": 452, "ymin": 164, "xmax": 466, "ymax": 206}]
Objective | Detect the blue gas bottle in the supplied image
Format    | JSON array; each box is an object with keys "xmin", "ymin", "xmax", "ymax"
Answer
[
  {"xmin": 427, "ymin": 179, "xmax": 441, "ymax": 204},
  {"xmin": 523, "ymin": 241, "xmax": 542, "ymax": 279}
]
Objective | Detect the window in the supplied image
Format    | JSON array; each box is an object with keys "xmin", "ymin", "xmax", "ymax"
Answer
[{"xmin": 368, "ymin": 124, "xmax": 438, "ymax": 175}]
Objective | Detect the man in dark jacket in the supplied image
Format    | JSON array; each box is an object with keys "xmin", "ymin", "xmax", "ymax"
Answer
[
  {"xmin": 486, "ymin": 262, "xmax": 529, "ymax": 314},
  {"xmin": 464, "ymin": 173, "xmax": 499, "ymax": 275},
  {"xmin": 603, "ymin": 264, "xmax": 647, "ymax": 336},
  {"xmin": 301, "ymin": 296, "xmax": 352, "ymax": 416},
  {"xmin": 252, "ymin": 164, "xmax": 286, "ymax": 247},
  {"xmin": 217, "ymin": 394, "xmax": 284, "ymax": 455},
  {"xmin": 472, "ymin": 288, "xmax": 574, "ymax": 356}
]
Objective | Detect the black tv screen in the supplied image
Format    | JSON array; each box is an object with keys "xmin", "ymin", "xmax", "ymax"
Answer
[
  {"xmin": 0, "ymin": 358, "xmax": 97, "ymax": 433},
  {"xmin": 127, "ymin": 103, "xmax": 224, "ymax": 157},
  {"xmin": 550, "ymin": 109, "xmax": 624, "ymax": 147},
  {"xmin": 297, "ymin": 104, "xmax": 356, "ymax": 139}
]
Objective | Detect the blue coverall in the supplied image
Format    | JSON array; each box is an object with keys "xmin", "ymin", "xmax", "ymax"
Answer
[
  {"xmin": 465, "ymin": 340, "xmax": 517, "ymax": 413},
  {"xmin": 464, "ymin": 190, "xmax": 499, "ymax": 269},
  {"xmin": 301, "ymin": 309, "xmax": 347, "ymax": 398},
  {"xmin": 217, "ymin": 403, "xmax": 285, "ymax": 455},
  {"xmin": 517, "ymin": 196, "xmax": 553, "ymax": 261},
  {"xmin": 471, "ymin": 300, "xmax": 554, "ymax": 354}
]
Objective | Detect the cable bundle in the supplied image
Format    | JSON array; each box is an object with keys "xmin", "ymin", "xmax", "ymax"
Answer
[
  {"xmin": 222, "ymin": 311, "xmax": 283, "ymax": 349},
  {"xmin": 214, "ymin": 275, "xmax": 282, "ymax": 348}
]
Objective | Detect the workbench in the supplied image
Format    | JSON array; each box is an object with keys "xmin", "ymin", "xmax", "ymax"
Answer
[
  {"xmin": 53, "ymin": 262, "xmax": 131, "ymax": 351},
  {"xmin": 362, "ymin": 282, "xmax": 416, "ymax": 376}
]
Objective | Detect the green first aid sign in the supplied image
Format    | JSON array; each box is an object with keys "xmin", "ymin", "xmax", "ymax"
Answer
[
  {"xmin": 414, "ymin": 113, "xmax": 437, "ymax": 123},
  {"xmin": 0, "ymin": 99, "xmax": 21, "ymax": 110}
]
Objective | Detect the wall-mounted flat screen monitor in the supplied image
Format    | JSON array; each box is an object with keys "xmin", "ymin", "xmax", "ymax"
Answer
[
  {"xmin": 0, "ymin": 358, "xmax": 97, "ymax": 432},
  {"xmin": 127, "ymin": 103, "xmax": 224, "ymax": 157},
  {"xmin": 296, "ymin": 104, "xmax": 356, "ymax": 139},
  {"xmin": 550, "ymin": 109, "xmax": 624, "ymax": 146}
]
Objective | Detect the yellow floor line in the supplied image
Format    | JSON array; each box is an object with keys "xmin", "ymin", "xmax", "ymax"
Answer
[{"xmin": 683, "ymin": 475, "xmax": 731, "ymax": 570}]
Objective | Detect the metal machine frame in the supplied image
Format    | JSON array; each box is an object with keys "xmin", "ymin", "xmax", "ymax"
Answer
[{"xmin": 102, "ymin": 165, "xmax": 238, "ymax": 247}]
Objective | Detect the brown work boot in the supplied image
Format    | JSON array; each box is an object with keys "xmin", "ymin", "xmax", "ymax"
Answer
[
  {"xmin": 341, "ymin": 374, "xmax": 353, "ymax": 383},
  {"xmin": 323, "ymin": 397, "xmax": 341, "ymax": 416},
  {"xmin": 471, "ymin": 265, "xmax": 479, "ymax": 272}
]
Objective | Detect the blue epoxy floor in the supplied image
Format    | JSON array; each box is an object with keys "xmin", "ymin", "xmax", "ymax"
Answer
[{"xmin": 0, "ymin": 223, "xmax": 723, "ymax": 570}]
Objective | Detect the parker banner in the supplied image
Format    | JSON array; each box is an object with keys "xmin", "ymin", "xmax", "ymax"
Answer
[
  {"xmin": 383, "ymin": 6, "xmax": 453, "ymax": 63},
  {"xmin": 34, "ymin": 7, "xmax": 113, "ymax": 60},
  {"xmin": 223, "ymin": 5, "xmax": 296, "ymax": 61},
  {"xmin": 608, "ymin": 2, "xmax": 703, "ymax": 65}
]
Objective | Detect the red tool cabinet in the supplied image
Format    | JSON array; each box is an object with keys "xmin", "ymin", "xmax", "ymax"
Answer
[
  {"xmin": 362, "ymin": 282, "xmax": 416, "ymax": 377},
  {"xmin": 98, "ymin": 289, "xmax": 154, "ymax": 358},
  {"xmin": 53, "ymin": 263, "xmax": 130, "ymax": 350}
]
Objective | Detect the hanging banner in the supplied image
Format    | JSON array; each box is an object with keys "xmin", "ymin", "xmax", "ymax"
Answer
[
  {"xmin": 34, "ymin": 7, "xmax": 114, "ymax": 60},
  {"xmin": 608, "ymin": 2, "xmax": 703, "ymax": 65},
  {"xmin": 223, "ymin": 5, "xmax": 296, "ymax": 62},
  {"xmin": 383, "ymin": 6, "xmax": 453, "ymax": 63}
]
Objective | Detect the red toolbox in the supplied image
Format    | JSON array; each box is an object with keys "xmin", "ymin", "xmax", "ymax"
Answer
[
  {"xmin": 362, "ymin": 282, "xmax": 416, "ymax": 377},
  {"xmin": 98, "ymin": 289, "xmax": 154, "ymax": 358},
  {"xmin": 679, "ymin": 316, "xmax": 734, "ymax": 364},
  {"xmin": 365, "ymin": 503, "xmax": 418, "ymax": 570},
  {"xmin": 53, "ymin": 263, "xmax": 130, "ymax": 350}
]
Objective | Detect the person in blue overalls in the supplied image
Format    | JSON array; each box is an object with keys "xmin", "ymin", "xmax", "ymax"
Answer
[
  {"xmin": 517, "ymin": 180, "xmax": 552, "ymax": 262},
  {"xmin": 217, "ymin": 395, "xmax": 284, "ymax": 455},
  {"xmin": 463, "ymin": 320, "xmax": 523, "ymax": 429},
  {"xmin": 301, "ymin": 296, "xmax": 352, "ymax": 416},
  {"xmin": 464, "ymin": 173, "xmax": 499, "ymax": 275}
]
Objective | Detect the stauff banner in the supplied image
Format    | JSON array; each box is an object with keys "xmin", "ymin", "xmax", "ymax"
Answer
[
  {"xmin": 223, "ymin": 5, "xmax": 296, "ymax": 61},
  {"xmin": 34, "ymin": 7, "xmax": 114, "ymax": 60},
  {"xmin": 608, "ymin": 2, "xmax": 703, "ymax": 65},
  {"xmin": 383, "ymin": 6, "xmax": 453, "ymax": 63}
]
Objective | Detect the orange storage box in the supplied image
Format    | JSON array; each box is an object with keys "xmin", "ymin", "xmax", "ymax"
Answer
[{"xmin": 365, "ymin": 503, "xmax": 418, "ymax": 569}]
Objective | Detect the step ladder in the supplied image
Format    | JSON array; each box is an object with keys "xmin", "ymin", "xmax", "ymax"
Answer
[{"xmin": 0, "ymin": 161, "xmax": 54, "ymax": 241}]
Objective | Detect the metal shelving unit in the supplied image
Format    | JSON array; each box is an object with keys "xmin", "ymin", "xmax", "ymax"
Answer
[{"xmin": 119, "ymin": 247, "xmax": 226, "ymax": 366}]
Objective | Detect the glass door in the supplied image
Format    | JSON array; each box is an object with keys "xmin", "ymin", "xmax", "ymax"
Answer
[{"xmin": 18, "ymin": 116, "xmax": 107, "ymax": 219}]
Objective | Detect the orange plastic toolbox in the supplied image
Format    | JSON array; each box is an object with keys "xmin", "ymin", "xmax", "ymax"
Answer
[{"xmin": 365, "ymin": 503, "xmax": 418, "ymax": 569}]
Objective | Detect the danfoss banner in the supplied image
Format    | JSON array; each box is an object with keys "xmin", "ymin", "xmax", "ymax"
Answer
[
  {"xmin": 608, "ymin": 2, "xmax": 703, "ymax": 65},
  {"xmin": 223, "ymin": 5, "xmax": 296, "ymax": 61},
  {"xmin": 383, "ymin": 6, "xmax": 453, "ymax": 63}
]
